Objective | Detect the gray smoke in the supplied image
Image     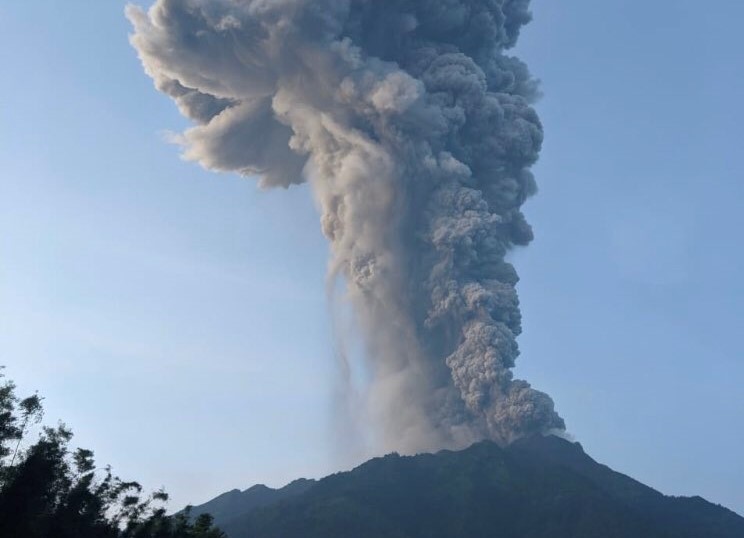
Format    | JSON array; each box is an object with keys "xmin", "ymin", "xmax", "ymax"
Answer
[{"xmin": 127, "ymin": 0, "xmax": 564, "ymax": 452}]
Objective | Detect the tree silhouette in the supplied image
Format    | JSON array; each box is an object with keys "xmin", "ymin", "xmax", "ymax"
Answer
[{"xmin": 0, "ymin": 369, "xmax": 224, "ymax": 538}]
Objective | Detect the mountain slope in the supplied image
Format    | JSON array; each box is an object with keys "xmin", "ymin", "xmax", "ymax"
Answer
[
  {"xmin": 191, "ymin": 436, "xmax": 743, "ymax": 538},
  {"xmin": 187, "ymin": 479, "xmax": 314, "ymax": 524}
]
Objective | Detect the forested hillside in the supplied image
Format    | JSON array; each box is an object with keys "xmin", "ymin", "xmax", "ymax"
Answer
[{"xmin": 195, "ymin": 436, "xmax": 744, "ymax": 538}]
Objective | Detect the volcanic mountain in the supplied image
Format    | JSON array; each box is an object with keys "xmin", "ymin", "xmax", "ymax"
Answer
[{"xmin": 187, "ymin": 435, "xmax": 742, "ymax": 538}]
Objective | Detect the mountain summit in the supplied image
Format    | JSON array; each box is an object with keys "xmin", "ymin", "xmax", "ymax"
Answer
[{"xmin": 190, "ymin": 436, "xmax": 743, "ymax": 538}]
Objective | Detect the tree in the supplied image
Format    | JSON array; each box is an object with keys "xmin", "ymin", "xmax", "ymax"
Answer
[{"xmin": 0, "ymin": 369, "xmax": 225, "ymax": 538}]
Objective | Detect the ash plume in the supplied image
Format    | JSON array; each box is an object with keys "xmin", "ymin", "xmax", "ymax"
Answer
[{"xmin": 127, "ymin": 0, "xmax": 564, "ymax": 452}]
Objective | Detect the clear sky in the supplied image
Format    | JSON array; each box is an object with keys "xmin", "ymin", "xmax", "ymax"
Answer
[{"xmin": 1, "ymin": 0, "xmax": 742, "ymax": 514}]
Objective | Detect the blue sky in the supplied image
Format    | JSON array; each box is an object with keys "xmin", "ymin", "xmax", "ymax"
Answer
[{"xmin": 1, "ymin": 0, "xmax": 742, "ymax": 514}]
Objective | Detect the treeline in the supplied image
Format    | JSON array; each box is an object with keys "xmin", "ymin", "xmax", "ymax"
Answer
[{"xmin": 0, "ymin": 369, "xmax": 224, "ymax": 538}]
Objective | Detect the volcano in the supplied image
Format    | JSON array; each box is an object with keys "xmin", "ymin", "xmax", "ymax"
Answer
[{"xmin": 187, "ymin": 435, "xmax": 743, "ymax": 538}]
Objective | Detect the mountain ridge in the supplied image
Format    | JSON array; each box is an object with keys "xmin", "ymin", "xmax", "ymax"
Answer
[{"xmin": 189, "ymin": 436, "xmax": 743, "ymax": 538}]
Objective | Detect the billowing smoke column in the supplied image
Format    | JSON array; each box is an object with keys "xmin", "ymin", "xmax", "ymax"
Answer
[{"xmin": 127, "ymin": 0, "xmax": 564, "ymax": 452}]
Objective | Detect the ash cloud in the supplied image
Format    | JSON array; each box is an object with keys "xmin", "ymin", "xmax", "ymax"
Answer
[{"xmin": 127, "ymin": 0, "xmax": 564, "ymax": 452}]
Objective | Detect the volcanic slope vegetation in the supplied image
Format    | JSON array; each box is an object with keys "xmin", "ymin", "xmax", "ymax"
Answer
[{"xmin": 190, "ymin": 435, "xmax": 744, "ymax": 538}]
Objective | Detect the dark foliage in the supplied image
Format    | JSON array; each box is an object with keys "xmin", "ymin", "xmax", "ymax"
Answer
[{"xmin": 0, "ymin": 369, "xmax": 225, "ymax": 538}]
